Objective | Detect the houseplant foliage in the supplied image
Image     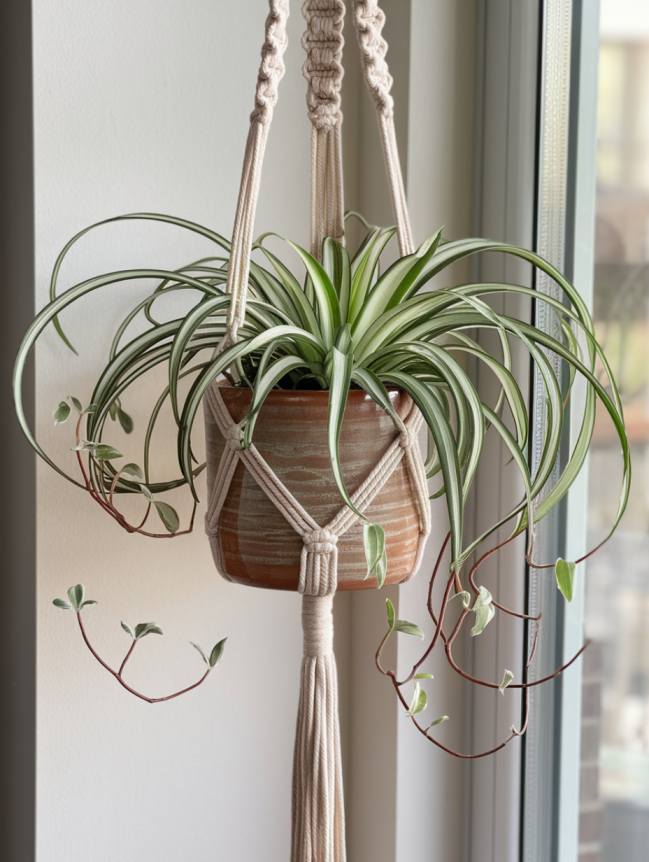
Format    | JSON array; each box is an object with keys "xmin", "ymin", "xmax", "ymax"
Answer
[{"xmin": 14, "ymin": 211, "xmax": 630, "ymax": 756}]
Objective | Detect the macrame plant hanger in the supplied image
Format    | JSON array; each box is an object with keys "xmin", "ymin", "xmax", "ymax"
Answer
[{"xmin": 215, "ymin": 3, "xmax": 418, "ymax": 860}]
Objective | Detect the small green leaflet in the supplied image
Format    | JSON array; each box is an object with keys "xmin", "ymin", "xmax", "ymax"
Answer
[
  {"xmin": 154, "ymin": 501, "xmax": 180, "ymax": 534},
  {"xmin": 121, "ymin": 621, "xmax": 134, "ymax": 638},
  {"xmin": 364, "ymin": 523, "xmax": 387, "ymax": 588},
  {"xmin": 499, "ymin": 669, "xmax": 514, "ymax": 694},
  {"xmin": 93, "ymin": 444, "xmax": 122, "ymax": 461},
  {"xmin": 385, "ymin": 597, "xmax": 395, "ymax": 630},
  {"xmin": 67, "ymin": 584, "xmax": 84, "ymax": 610},
  {"xmin": 122, "ymin": 463, "xmax": 144, "ymax": 481},
  {"xmin": 451, "ymin": 590, "xmax": 471, "ymax": 609},
  {"xmin": 414, "ymin": 672, "xmax": 434, "ymax": 680},
  {"xmin": 139, "ymin": 483, "xmax": 154, "ymax": 501},
  {"xmin": 395, "ymin": 619, "xmax": 424, "ymax": 639},
  {"xmin": 117, "ymin": 408, "xmax": 134, "ymax": 434},
  {"xmin": 80, "ymin": 600, "xmax": 97, "ymax": 608},
  {"xmin": 53, "ymin": 598, "xmax": 71, "ymax": 610},
  {"xmin": 470, "ymin": 585, "xmax": 495, "ymax": 637},
  {"xmin": 407, "ymin": 682, "xmax": 428, "ymax": 716},
  {"xmin": 427, "ymin": 715, "xmax": 449, "ymax": 730},
  {"xmin": 69, "ymin": 396, "xmax": 83, "ymax": 412},
  {"xmin": 134, "ymin": 622, "xmax": 163, "ymax": 639},
  {"xmin": 555, "ymin": 558, "xmax": 576, "ymax": 602},
  {"xmin": 209, "ymin": 638, "xmax": 227, "ymax": 668},
  {"xmin": 191, "ymin": 642, "xmax": 209, "ymax": 665},
  {"xmin": 53, "ymin": 401, "xmax": 70, "ymax": 424}
]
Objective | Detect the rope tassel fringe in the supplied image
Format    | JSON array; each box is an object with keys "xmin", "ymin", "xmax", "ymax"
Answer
[{"xmin": 292, "ymin": 595, "xmax": 346, "ymax": 862}]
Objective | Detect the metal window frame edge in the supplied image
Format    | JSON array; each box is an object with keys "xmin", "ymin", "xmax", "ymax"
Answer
[{"xmin": 522, "ymin": 1, "xmax": 599, "ymax": 861}]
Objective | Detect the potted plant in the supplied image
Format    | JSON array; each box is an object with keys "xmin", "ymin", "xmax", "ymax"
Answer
[
  {"xmin": 14, "ymin": 209, "xmax": 630, "ymax": 729},
  {"xmin": 13, "ymin": 0, "xmax": 631, "ymax": 857}
]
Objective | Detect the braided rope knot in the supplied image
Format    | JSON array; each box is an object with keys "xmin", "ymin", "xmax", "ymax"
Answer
[
  {"xmin": 251, "ymin": 0, "xmax": 290, "ymax": 125},
  {"xmin": 354, "ymin": 0, "xmax": 394, "ymax": 117},
  {"xmin": 303, "ymin": 527, "xmax": 339, "ymax": 555},
  {"xmin": 302, "ymin": 0, "xmax": 345, "ymax": 130}
]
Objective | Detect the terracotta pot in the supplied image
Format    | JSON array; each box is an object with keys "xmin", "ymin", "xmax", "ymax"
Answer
[{"xmin": 203, "ymin": 384, "xmax": 426, "ymax": 591}]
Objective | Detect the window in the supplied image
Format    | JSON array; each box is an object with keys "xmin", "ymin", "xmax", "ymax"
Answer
[{"xmin": 578, "ymin": 4, "xmax": 649, "ymax": 859}]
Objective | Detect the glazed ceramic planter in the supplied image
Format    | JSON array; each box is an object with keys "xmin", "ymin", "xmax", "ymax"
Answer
[{"xmin": 204, "ymin": 385, "xmax": 426, "ymax": 591}]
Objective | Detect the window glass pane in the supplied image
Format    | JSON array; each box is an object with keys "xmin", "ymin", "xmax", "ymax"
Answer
[{"xmin": 579, "ymin": 4, "xmax": 649, "ymax": 860}]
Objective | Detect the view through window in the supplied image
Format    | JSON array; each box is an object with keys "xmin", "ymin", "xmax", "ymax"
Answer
[{"xmin": 578, "ymin": 3, "xmax": 649, "ymax": 860}]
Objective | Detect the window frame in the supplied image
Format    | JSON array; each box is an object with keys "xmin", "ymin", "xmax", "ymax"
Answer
[{"xmin": 521, "ymin": 1, "xmax": 600, "ymax": 861}]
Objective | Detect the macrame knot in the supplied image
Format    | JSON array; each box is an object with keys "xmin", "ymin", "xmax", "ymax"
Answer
[
  {"xmin": 354, "ymin": 0, "xmax": 395, "ymax": 117},
  {"xmin": 300, "ymin": 528, "xmax": 339, "ymax": 596},
  {"xmin": 302, "ymin": 593, "xmax": 334, "ymax": 656},
  {"xmin": 224, "ymin": 423, "xmax": 244, "ymax": 452},
  {"xmin": 302, "ymin": 0, "xmax": 345, "ymax": 130},
  {"xmin": 303, "ymin": 527, "xmax": 339, "ymax": 554},
  {"xmin": 251, "ymin": 0, "xmax": 290, "ymax": 125},
  {"xmin": 399, "ymin": 424, "xmax": 416, "ymax": 451}
]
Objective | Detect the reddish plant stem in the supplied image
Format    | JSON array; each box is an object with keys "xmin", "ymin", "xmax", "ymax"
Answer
[
  {"xmin": 118, "ymin": 639, "xmax": 137, "ymax": 677},
  {"xmin": 75, "ymin": 613, "xmax": 210, "ymax": 704},
  {"xmin": 444, "ymin": 624, "xmax": 589, "ymax": 690},
  {"xmin": 74, "ymin": 415, "xmax": 196, "ymax": 539},
  {"xmin": 468, "ymin": 534, "xmax": 542, "ymax": 622},
  {"xmin": 379, "ymin": 658, "xmax": 531, "ymax": 760}
]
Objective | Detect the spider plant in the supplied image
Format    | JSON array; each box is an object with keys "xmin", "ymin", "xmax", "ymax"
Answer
[
  {"xmin": 12, "ymin": 212, "xmax": 631, "ymax": 743},
  {"xmin": 14, "ymin": 211, "xmax": 630, "ymax": 583}
]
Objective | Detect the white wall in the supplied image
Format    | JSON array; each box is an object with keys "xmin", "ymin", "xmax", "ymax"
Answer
[{"xmin": 33, "ymin": 3, "xmax": 312, "ymax": 860}]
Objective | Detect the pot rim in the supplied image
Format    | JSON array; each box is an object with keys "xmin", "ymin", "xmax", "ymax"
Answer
[{"xmin": 216, "ymin": 383, "xmax": 405, "ymax": 402}]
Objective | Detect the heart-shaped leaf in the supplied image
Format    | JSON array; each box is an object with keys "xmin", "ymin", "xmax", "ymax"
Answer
[{"xmin": 555, "ymin": 558, "xmax": 576, "ymax": 602}]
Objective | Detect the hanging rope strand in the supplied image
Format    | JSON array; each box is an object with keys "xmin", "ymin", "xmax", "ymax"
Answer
[
  {"xmin": 225, "ymin": 0, "xmax": 290, "ymax": 343},
  {"xmin": 353, "ymin": 0, "xmax": 414, "ymax": 255},
  {"xmin": 214, "ymin": 4, "xmax": 418, "ymax": 859}
]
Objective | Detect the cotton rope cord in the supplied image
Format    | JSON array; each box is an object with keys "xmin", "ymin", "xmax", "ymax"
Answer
[
  {"xmin": 301, "ymin": 0, "xmax": 346, "ymax": 254},
  {"xmin": 203, "ymin": 384, "xmax": 430, "ymax": 862},
  {"xmin": 213, "ymin": 2, "xmax": 421, "ymax": 858},
  {"xmin": 224, "ymin": 0, "xmax": 290, "ymax": 344},
  {"xmin": 224, "ymin": 0, "xmax": 415, "ymax": 345},
  {"xmin": 353, "ymin": 0, "xmax": 414, "ymax": 255}
]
